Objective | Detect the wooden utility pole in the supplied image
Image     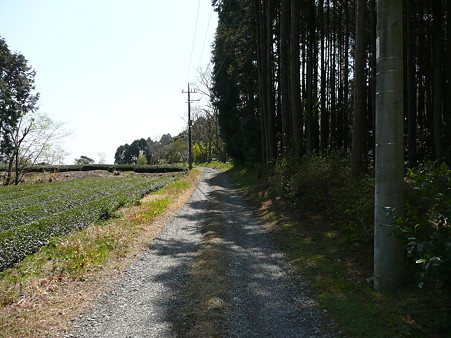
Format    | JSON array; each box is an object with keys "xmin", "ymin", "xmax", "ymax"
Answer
[{"xmin": 182, "ymin": 83, "xmax": 197, "ymax": 170}]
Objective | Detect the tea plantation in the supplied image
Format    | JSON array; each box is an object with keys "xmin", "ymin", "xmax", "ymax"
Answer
[{"xmin": 0, "ymin": 176, "xmax": 174, "ymax": 271}]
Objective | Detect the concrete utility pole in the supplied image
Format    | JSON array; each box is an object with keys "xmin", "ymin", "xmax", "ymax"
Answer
[
  {"xmin": 182, "ymin": 83, "xmax": 198, "ymax": 170},
  {"xmin": 374, "ymin": 0, "xmax": 405, "ymax": 292}
]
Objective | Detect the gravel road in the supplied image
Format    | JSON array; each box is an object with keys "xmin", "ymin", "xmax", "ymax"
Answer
[{"xmin": 69, "ymin": 168, "xmax": 335, "ymax": 337}]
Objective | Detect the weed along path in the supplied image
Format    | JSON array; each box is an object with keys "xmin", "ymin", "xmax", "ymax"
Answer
[{"xmin": 69, "ymin": 168, "xmax": 334, "ymax": 337}]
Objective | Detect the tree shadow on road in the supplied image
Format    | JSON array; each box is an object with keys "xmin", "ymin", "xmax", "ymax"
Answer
[{"xmin": 135, "ymin": 170, "xmax": 333, "ymax": 337}]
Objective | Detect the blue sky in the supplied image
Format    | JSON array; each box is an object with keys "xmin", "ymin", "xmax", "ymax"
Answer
[{"xmin": 0, "ymin": 0, "xmax": 217, "ymax": 164}]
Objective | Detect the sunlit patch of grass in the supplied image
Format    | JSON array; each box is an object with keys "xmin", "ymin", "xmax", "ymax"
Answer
[
  {"xmin": 325, "ymin": 231, "xmax": 338, "ymax": 239},
  {"xmin": 0, "ymin": 169, "xmax": 202, "ymax": 337},
  {"xmin": 197, "ymin": 161, "xmax": 233, "ymax": 171},
  {"xmin": 127, "ymin": 199, "xmax": 170, "ymax": 224}
]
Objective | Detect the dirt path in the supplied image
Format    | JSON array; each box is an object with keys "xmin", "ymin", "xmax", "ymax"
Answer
[{"xmin": 68, "ymin": 168, "xmax": 334, "ymax": 337}]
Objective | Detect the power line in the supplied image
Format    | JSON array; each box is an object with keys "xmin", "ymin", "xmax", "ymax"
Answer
[
  {"xmin": 186, "ymin": 0, "xmax": 202, "ymax": 82},
  {"xmin": 197, "ymin": 6, "xmax": 213, "ymax": 72},
  {"xmin": 199, "ymin": 1, "xmax": 233, "ymax": 78}
]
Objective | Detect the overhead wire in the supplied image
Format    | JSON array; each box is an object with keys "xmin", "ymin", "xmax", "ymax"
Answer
[
  {"xmin": 196, "ymin": 6, "xmax": 213, "ymax": 73},
  {"xmin": 204, "ymin": 0, "xmax": 233, "ymax": 74},
  {"xmin": 186, "ymin": 0, "xmax": 202, "ymax": 82}
]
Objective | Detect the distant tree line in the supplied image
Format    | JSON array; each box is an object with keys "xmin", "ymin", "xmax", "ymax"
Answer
[
  {"xmin": 115, "ymin": 134, "xmax": 179, "ymax": 165},
  {"xmin": 115, "ymin": 132, "xmax": 195, "ymax": 165},
  {"xmin": 114, "ymin": 104, "xmax": 227, "ymax": 165}
]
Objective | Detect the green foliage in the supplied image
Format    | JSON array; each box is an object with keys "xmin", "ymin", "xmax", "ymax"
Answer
[
  {"xmin": 269, "ymin": 153, "xmax": 374, "ymax": 241},
  {"xmin": 227, "ymin": 161, "xmax": 450, "ymax": 336},
  {"xmin": 74, "ymin": 155, "xmax": 94, "ymax": 165},
  {"xmin": 0, "ymin": 37, "xmax": 39, "ymax": 160},
  {"xmin": 114, "ymin": 135, "xmax": 181, "ymax": 165},
  {"xmin": 0, "ymin": 176, "xmax": 174, "ymax": 270},
  {"xmin": 115, "ymin": 138, "xmax": 148, "ymax": 164},
  {"xmin": 0, "ymin": 164, "xmax": 187, "ymax": 174},
  {"xmin": 137, "ymin": 154, "xmax": 147, "ymax": 165},
  {"xmin": 131, "ymin": 165, "xmax": 187, "ymax": 173},
  {"xmin": 212, "ymin": 0, "xmax": 260, "ymax": 163},
  {"xmin": 193, "ymin": 143, "xmax": 207, "ymax": 163},
  {"xmin": 332, "ymin": 176, "xmax": 375, "ymax": 240},
  {"xmin": 166, "ymin": 138, "xmax": 187, "ymax": 164},
  {"xmin": 0, "ymin": 177, "xmax": 134, "ymax": 231},
  {"xmin": 270, "ymin": 153, "xmax": 350, "ymax": 209},
  {"xmin": 198, "ymin": 161, "xmax": 233, "ymax": 171},
  {"xmin": 98, "ymin": 205, "xmax": 118, "ymax": 221},
  {"xmin": 396, "ymin": 161, "xmax": 451, "ymax": 292}
]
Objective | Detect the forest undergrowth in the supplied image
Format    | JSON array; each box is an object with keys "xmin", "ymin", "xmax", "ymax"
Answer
[{"xmin": 219, "ymin": 156, "xmax": 450, "ymax": 337}]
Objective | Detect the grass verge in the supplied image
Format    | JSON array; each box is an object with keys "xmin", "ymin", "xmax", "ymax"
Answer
[
  {"xmin": 0, "ymin": 169, "xmax": 202, "ymax": 337},
  {"xmin": 196, "ymin": 161, "xmax": 233, "ymax": 171},
  {"xmin": 218, "ymin": 164, "xmax": 450, "ymax": 337}
]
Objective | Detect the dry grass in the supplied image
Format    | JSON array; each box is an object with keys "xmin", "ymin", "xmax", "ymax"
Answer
[{"xmin": 0, "ymin": 169, "xmax": 202, "ymax": 337}]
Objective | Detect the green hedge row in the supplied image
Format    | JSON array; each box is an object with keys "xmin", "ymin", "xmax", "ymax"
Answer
[
  {"xmin": 0, "ymin": 176, "xmax": 174, "ymax": 271},
  {"xmin": 0, "ymin": 165, "xmax": 84, "ymax": 172},
  {"xmin": 0, "ymin": 176, "xmax": 101, "ymax": 203},
  {"xmin": 109, "ymin": 164, "xmax": 187, "ymax": 173},
  {"xmin": 0, "ymin": 177, "xmax": 122, "ymax": 209},
  {"xmin": 0, "ymin": 164, "xmax": 188, "ymax": 173},
  {"xmin": 0, "ymin": 177, "xmax": 158, "ymax": 231}
]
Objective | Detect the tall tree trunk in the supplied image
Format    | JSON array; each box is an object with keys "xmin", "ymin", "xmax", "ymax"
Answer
[
  {"xmin": 280, "ymin": 0, "xmax": 291, "ymax": 155},
  {"xmin": 265, "ymin": 0, "xmax": 276, "ymax": 163},
  {"xmin": 374, "ymin": 0, "xmax": 405, "ymax": 292},
  {"xmin": 337, "ymin": 6, "xmax": 344, "ymax": 150},
  {"xmin": 351, "ymin": 0, "xmax": 367, "ymax": 177},
  {"xmin": 446, "ymin": 0, "xmax": 451, "ymax": 164},
  {"xmin": 368, "ymin": 0, "xmax": 377, "ymax": 162},
  {"xmin": 330, "ymin": 0, "xmax": 337, "ymax": 149},
  {"xmin": 424, "ymin": 9, "xmax": 434, "ymax": 160},
  {"xmin": 432, "ymin": 0, "xmax": 443, "ymax": 164},
  {"xmin": 255, "ymin": 0, "xmax": 268, "ymax": 170},
  {"xmin": 319, "ymin": 0, "xmax": 329, "ymax": 152},
  {"xmin": 290, "ymin": 0, "xmax": 302, "ymax": 156},
  {"xmin": 405, "ymin": 0, "xmax": 417, "ymax": 168},
  {"xmin": 4, "ymin": 155, "xmax": 14, "ymax": 185},
  {"xmin": 342, "ymin": 1, "xmax": 350, "ymax": 151},
  {"xmin": 306, "ymin": 0, "xmax": 315, "ymax": 153},
  {"xmin": 417, "ymin": 1, "xmax": 426, "ymax": 158},
  {"xmin": 313, "ymin": 24, "xmax": 320, "ymax": 152},
  {"xmin": 14, "ymin": 147, "xmax": 20, "ymax": 185}
]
